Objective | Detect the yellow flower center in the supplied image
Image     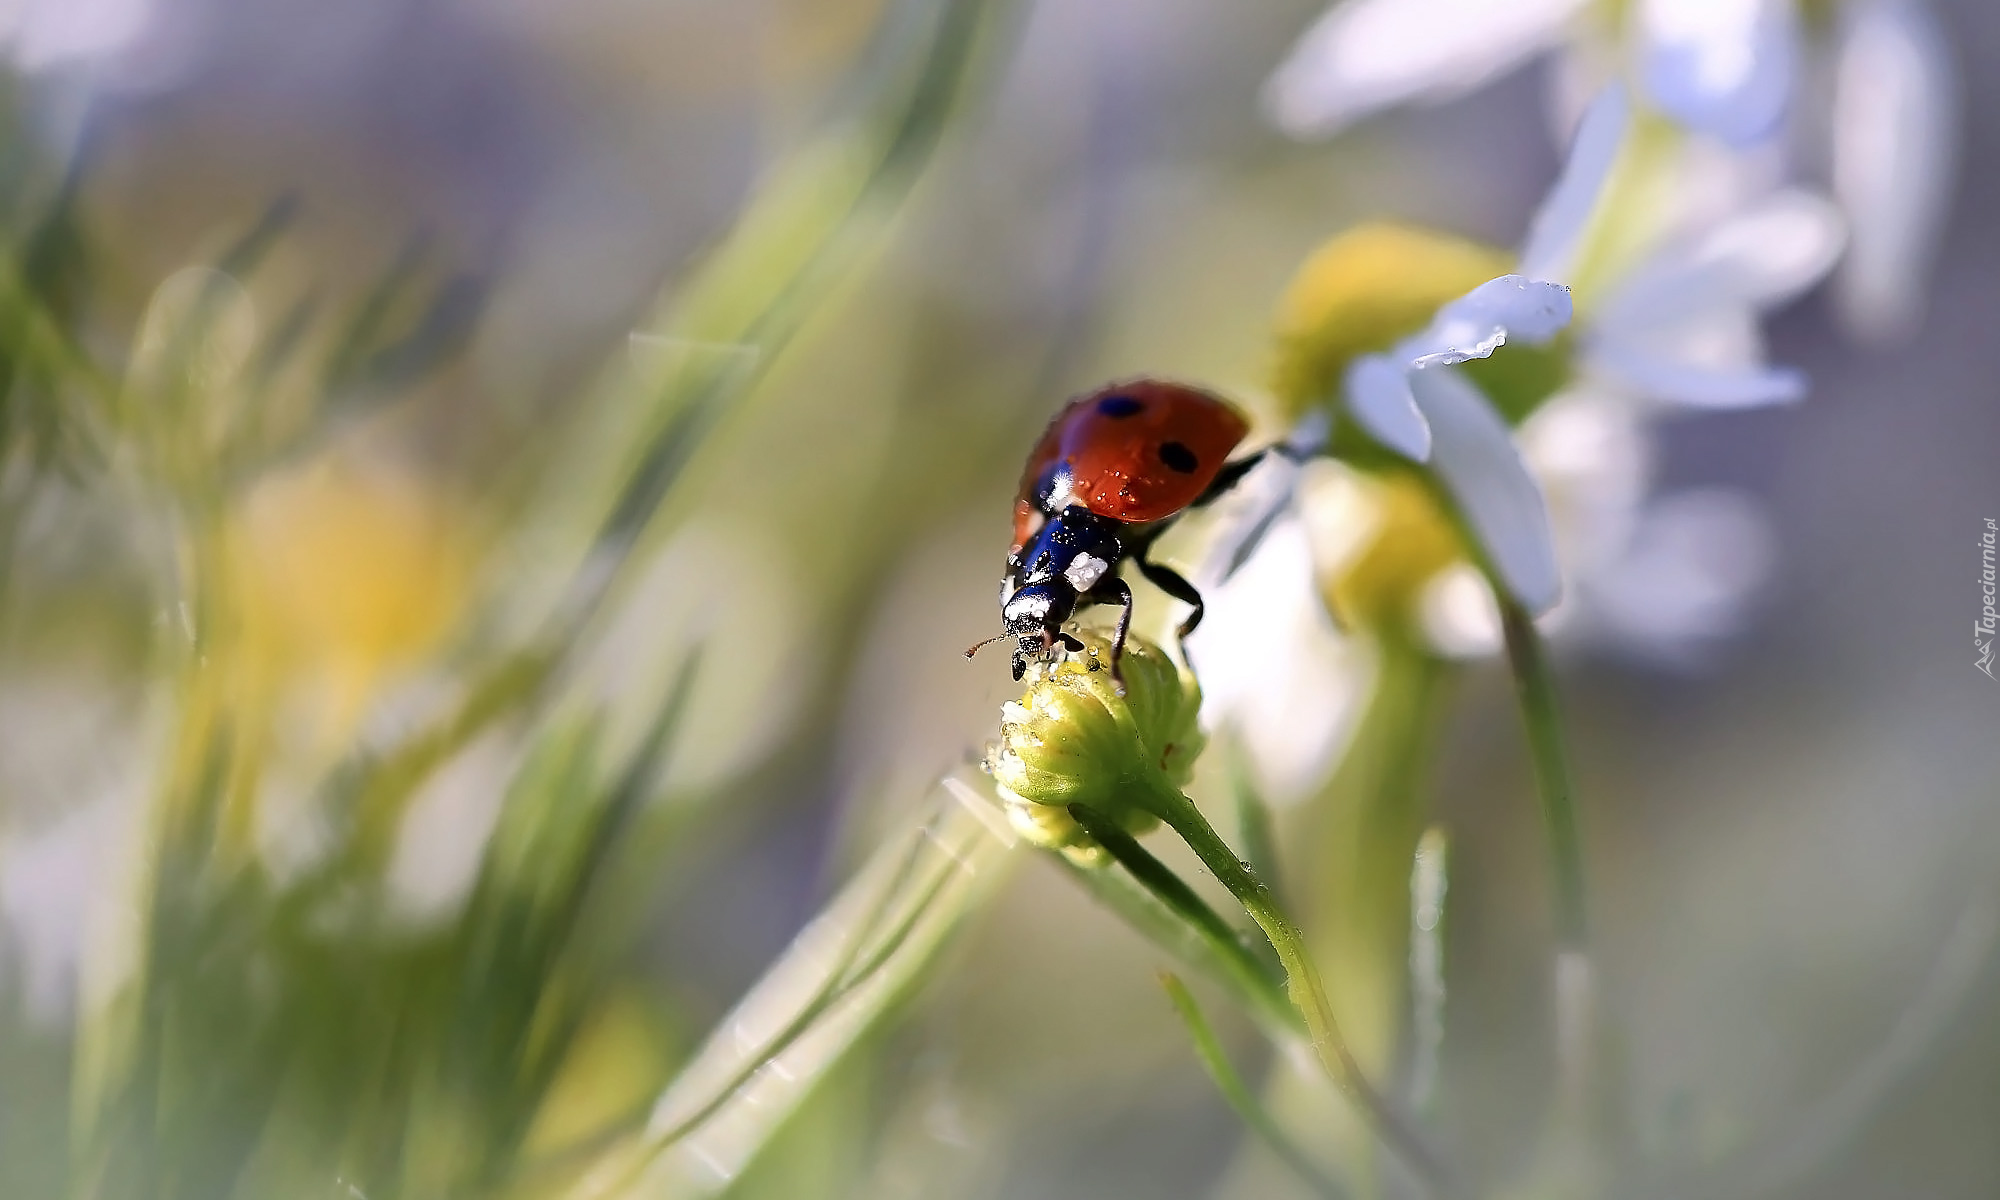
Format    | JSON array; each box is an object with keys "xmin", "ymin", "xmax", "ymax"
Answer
[
  {"xmin": 1269, "ymin": 222, "xmax": 1512, "ymax": 420},
  {"xmin": 1324, "ymin": 473, "xmax": 1465, "ymax": 634},
  {"xmin": 224, "ymin": 456, "xmax": 474, "ymax": 739}
]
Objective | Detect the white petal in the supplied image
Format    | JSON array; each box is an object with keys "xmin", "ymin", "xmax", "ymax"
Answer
[
  {"xmin": 1262, "ymin": 0, "xmax": 1587, "ymax": 138},
  {"xmin": 1694, "ymin": 189, "xmax": 1847, "ymax": 307},
  {"xmin": 1418, "ymin": 563, "xmax": 1505, "ymax": 659},
  {"xmin": 0, "ymin": 795, "xmax": 126, "ymax": 1024},
  {"xmin": 1519, "ymin": 86, "xmax": 1631, "ymax": 283},
  {"xmin": 1594, "ymin": 189, "xmax": 1845, "ymax": 333},
  {"xmin": 11, "ymin": 0, "xmax": 153, "ymax": 69},
  {"xmin": 1588, "ymin": 340, "xmax": 1806, "ymax": 408},
  {"xmin": 1518, "ymin": 391, "xmax": 1651, "ymax": 577},
  {"xmin": 1832, "ymin": 0, "xmax": 1958, "ymax": 343},
  {"xmin": 1640, "ymin": 0, "xmax": 1797, "ymax": 146},
  {"xmin": 1345, "ymin": 354, "xmax": 1432, "ymax": 460},
  {"xmin": 1409, "ymin": 367, "xmax": 1561, "ymax": 613},
  {"xmin": 1187, "ymin": 516, "xmax": 1367, "ymax": 803},
  {"xmin": 1581, "ymin": 489, "xmax": 1774, "ymax": 666},
  {"xmin": 1404, "ymin": 275, "xmax": 1573, "ymax": 367}
]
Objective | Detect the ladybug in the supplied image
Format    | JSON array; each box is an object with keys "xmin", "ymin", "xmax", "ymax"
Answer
[{"xmin": 971, "ymin": 378, "xmax": 1285, "ymax": 686}]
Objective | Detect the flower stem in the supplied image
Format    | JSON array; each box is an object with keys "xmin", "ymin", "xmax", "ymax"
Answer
[
  {"xmin": 1065, "ymin": 805, "xmax": 1294, "ymax": 1033},
  {"xmin": 1500, "ymin": 596, "xmax": 1599, "ymax": 1134},
  {"xmin": 1499, "ymin": 598, "xmax": 1586, "ymax": 952},
  {"xmin": 1148, "ymin": 787, "xmax": 1456, "ymax": 1197}
]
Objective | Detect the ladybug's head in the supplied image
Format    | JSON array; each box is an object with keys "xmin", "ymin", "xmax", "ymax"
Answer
[{"xmin": 1000, "ymin": 581, "xmax": 1084, "ymax": 680}]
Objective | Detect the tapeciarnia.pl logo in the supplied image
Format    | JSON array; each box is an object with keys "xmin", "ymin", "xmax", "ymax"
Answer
[{"xmin": 1980, "ymin": 518, "xmax": 1997, "ymax": 680}]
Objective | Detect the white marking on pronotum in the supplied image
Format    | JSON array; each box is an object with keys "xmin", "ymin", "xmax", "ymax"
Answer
[
  {"xmin": 1004, "ymin": 591, "xmax": 1052, "ymax": 622},
  {"xmin": 1064, "ymin": 553, "xmax": 1110, "ymax": 592}
]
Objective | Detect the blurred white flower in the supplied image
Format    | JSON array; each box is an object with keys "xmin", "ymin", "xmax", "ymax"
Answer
[
  {"xmin": 0, "ymin": 676, "xmax": 148, "ymax": 1026},
  {"xmin": 1576, "ymin": 487, "xmax": 1776, "ymax": 667},
  {"xmin": 1186, "ymin": 511, "xmax": 1369, "ymax": 804},
  {"xmin": 1261, "ymin": 0, "xmax": 1591, "ymax": 139},
  {"xmin": 0, "ymin": 797, "xmax": 123, "ymax": 1025},
  {"xmin": 1265, "ymin": 0, "xmax": 1958, "ymax": 346},
  {"xmin": 1264, "ymin": 0, "xmax": 1798, "ymax": 145},
  {"xmin": 1519, "ymin": 86, "xmax": 1847, "ymax": 413},
  {"xmin": 1417, "ymin": 562, "xmax": 1504, "ymax": 659},
  {"xmin": 1581, "ymin": 187, "xmax": 1846, "ymax": 409},
  {"xmin": 1355, "ymin": 87, "xmax": 1820, "ymax": 660},
  {"xmin": 1638, "ymin": 0, "xmax": 1798, "ymax": 147},
  {"xmin": 1832, "ymin": 0, "xmax": 1958, "ymax": 342},
  {"xmin": 0, "ymin": 0, "xmax": 153, "ymax": 70},
  {"xmin": 383, "ymin": 733, "xmax": 520, "ymax": 926}
]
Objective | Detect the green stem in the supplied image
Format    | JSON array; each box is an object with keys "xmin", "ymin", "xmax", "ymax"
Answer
[
  {"xmin": 1146, "ymin": 789, "xmax": 1455, "ymax": 1197},
  {"xmin": 1301, "ymin": 631, "xmax": 1452, "ymax": 1098},
  {"xmin": 1065, "ymin": 806, "xmax": 1291, "ymax": 1032},
  {"xmin": 1500, "ymin": 596, "xmax": 1602, "ymax": 1152},
  {"xmin": 1499, "ymin": 598, "xmax": 1587, "ymax": 951},
  {"xmin": 1227, "ymin": 744, "xmax": 1287, "ymax": 913},
  {"xmin": 1159, "ymin": 972, "xmax": 1350, "ymax": 1200}
]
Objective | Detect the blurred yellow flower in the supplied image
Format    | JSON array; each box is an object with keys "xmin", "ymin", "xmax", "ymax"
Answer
[
  {"xmin": 1270, "ymin": 222, "xmax": 1510, "ymax": 419},
  {"xmin": 1323, "ymin": 472, "xmax": 1465, "ymax": 635},
  {"xmin": 224, "ymin": 454, "xmax": 474, "ymax": 739}
]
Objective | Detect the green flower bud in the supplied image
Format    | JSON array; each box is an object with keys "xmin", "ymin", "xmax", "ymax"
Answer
[{"xmin": 984, "ymin": 634, "xmax": 1206, "ymax": 867}]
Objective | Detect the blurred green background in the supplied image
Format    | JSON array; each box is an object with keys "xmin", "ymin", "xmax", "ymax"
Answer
[{"xmin": 0, "ymin": 0, "xmax": 1995, "ymax": 1197}]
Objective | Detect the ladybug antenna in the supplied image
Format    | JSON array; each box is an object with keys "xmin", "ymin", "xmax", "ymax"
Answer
[{"xmin": 964, "ymin": 632, "xmax": 1012, "ymax": 660}]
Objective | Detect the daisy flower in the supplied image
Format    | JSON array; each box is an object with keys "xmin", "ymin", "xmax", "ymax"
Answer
[{"xmin": 1263, "ymin": 0, "xmax": 1957, "ymax": 342}]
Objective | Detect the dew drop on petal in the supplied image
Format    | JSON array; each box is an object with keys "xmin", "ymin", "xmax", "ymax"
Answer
[{"xmin": 1403, "ymin": 275, "xmax": 1573, "ymax": 368}]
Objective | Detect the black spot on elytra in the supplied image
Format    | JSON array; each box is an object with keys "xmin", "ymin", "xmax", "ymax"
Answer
[
  {"xmin": 1097, "ymin": 394, "xmax": 1144, "ymax": 418},
  {"xmin": 1159, "ymin": 440, "xmax": 1198, "ymax": 473}
]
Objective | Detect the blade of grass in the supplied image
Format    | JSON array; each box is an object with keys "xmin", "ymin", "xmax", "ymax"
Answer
[
  {"xmin": 1408, "ymin": 825, "xmax": 1449, "ymax": 1116},
  {"xmin": 1102, "ymin": 791, "xmax": 1458, "ymax": 1198},
  {"xmin": 312, "ymin": 0, "xmax": 1011, "ymax": 861},
  {"xmin": 548, "ymin": 791, "xmax": 1014, "ymax": 1200},
  {"xmin": 1160, "ymin": 972, "xmax": 1350, "ymax": 1200}
]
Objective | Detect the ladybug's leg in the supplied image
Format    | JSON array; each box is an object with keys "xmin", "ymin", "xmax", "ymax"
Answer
[
  {"xmin": 1136, "ymin": 555, "xmax": 1206, "ymax": 641},
  {"xmin": 1197, "ymin": 440, "xmax": 1324, "ymax": 584},
  {"xmin": 1192, "ymin": 438, "xmax": 1315, "ymax": 508},
  {"xmin": 1077, "ymin": 575, "xmax": 1135, "ymax": 691},
  {"xmin": 1192, "ymin": 448, "xmax": 1269, "ymax": 507}
]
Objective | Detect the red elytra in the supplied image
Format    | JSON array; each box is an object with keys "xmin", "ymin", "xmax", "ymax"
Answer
[{"xmin": 1010, "ymin": 379, "xmax": 1251, "ymax": 555}]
